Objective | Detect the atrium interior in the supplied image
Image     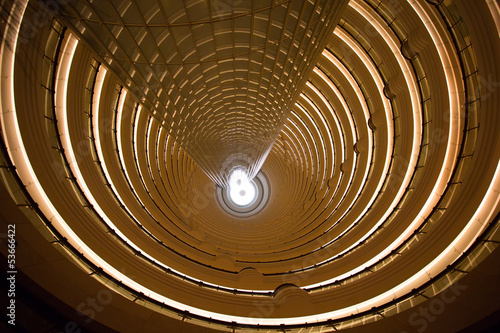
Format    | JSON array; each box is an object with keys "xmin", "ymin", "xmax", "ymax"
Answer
[{"xmin": 1, "ymin": 0, "xmax": 500, "ymax": 332}]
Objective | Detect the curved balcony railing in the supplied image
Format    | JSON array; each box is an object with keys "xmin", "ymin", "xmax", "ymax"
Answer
[{"xmin": 0, "ymin": 0, "xmax": 495, "ymax": 331}]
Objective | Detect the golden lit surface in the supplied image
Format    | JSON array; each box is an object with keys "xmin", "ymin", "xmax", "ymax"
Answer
[{"xmin": 1, "ymin": 0, "xmax": 500, "ymax": 332}]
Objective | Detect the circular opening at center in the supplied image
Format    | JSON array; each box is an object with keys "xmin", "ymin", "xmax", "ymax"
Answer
[{"xmin": 228, "ymin": 169, "xmax": 258, "ymax": 207}]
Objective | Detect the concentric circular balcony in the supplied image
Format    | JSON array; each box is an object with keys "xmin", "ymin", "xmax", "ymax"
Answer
[{"xmin": 0, "ymin": 0, "xmax": 499, "ymax": 332}]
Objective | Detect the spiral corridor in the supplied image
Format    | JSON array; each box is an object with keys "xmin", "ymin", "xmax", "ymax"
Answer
[{"xmin": 1, "ymin": 0, "xmax": 500, "ymax": 332}]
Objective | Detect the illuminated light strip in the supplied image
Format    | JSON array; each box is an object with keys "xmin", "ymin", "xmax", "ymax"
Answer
[
  {"xmin": 155, "ymin": 126, "xmax": 163, "ymax": 174},
  {"xmin": 334, "ymin": 27, "xmax": 408, "ymax": 190},
  {"xmin": 0, "ymin": 0, "xmax": 29, "ymax": 158},
  {"xmin": 278, "ymin": 127, "xmax": 305, "ymax": 177},
  {"xmin": 160, "ymin": 135, "xmax": 183, "ymax": 202},
  {"xmin": 143, "ymin": 116, "xmax": 156, "ymax": 193},
  {"xmin": 315, "ymin": 47, "xmax": 390, "ymax": 235},
  {"xmin": 4, "ymin": 24, "xmax": 495, "ymax": 325},
  {"xmin": 277, "ymin": 126, "xmax": 312, "ymax": 209},
  {"xmin": 144, "ymin": 118, "xmax": 181, "ymax": 221},
  {"xmin": 322, "ymin": 43, "xmax": 393, "ymax": 178},
  {"xmin": 0, "ymin": 1, "xmax": 112, "ymax": 271},
  {"xmin": 308, "ymin": 72, "xmax": 348, "ymax": 163},
  {"xmin": 114, "ymin": 93, "xmax": 165, "ymax": 222},
  {"xmin": 291, "ymin": 105, "xmax": 320, "ymax": 177},
  {"xmin": 95, "ymin": 1, "xmax": 477, "ymax": 325},
  {"xmin": 51, "ymin": 37, "xmax": 260, "ymax": 294},
  {"xmin": 307, "ymin": 70, "xmax": 373, "ymax": 214},
  {"xmin": 125, "ymin": 105, "xmax": 281, "ymax": 292},
  {"xmin": 132, "ymin": 107, "xmax": 152, "ymax": 197},
  {"xmin": 293, "ymin": 106, "xmax": 328, "ymax": 191},
  {"xmin": 244, "ymin": 161, "xmax": 500, "ymax": 325},
  {"xmin": 115, "ymin": 92, "xmax": 143, "ymax": 201},
  {"xmin": 312, "ymin": 57, "xmax": 372, "ymax": 200},
  {"xmin": 133, "ymin": 105, "xmax": 142, "ymax": 177},
  {"xmin": 311, "ymin": 65, "xmax": 371, "ymax": 156},
  {"xmin": 393, "ymin": 0, "xmax": 477, "ymax": 276},
  {"xmin": 127, "ymin": 107, "xmax": 177, "ymax": 230},
  {"xmin": 282, "ymin": 118, "xmax": 312, "ymax": 175},
  {"xmin": 118, "ymin": 103, "xmax": 161, "ymax": 218},
  {"xmin": 297, "ymin": 92, "xmax": 355, "ymax": 209},
  {"xmin": 299, "ymin": 156, "xmax": 499, "ymax": 325},
  {"xmin": 104, "ymin": 90, "xmax": 166, "ymax": 242},
  {"xmin": 321, "ymin": 47, "xmax": 384, "ymax": 165},
  {"xmin": 299, "ymin": 85, "xmax": 335, "ymax": 179},
  {"xmin": 306, "ymin": 0, "xmax": 463, "ymax": 294},
  {"xmin": 486, "ymin": 0, "xmax": 500, "ymax": 39},
  {"xmin": 299, "ymin": 17, "xmax": 423, "ymax": 284},
  {"xmin": 152, "ymin": 122, "xmax": 187, "ymax": 217},
  {"xmin": 433, "ymin": 160, "xmax": 500, "ymax": 271},
  {"xmin": 301, "ymin": 85, "xmax": 336, "ymax": 180},
  {"xmin": 304, "ymin": 66, "xmax": 387, "ymax": 253},
  {"xmin": 294, "ymin": 102, "xmax": 324, "ymax": 178},
  {"xmin": 302, "ymin": 68, "xmax": 346, "ymax": 199},
  {"xmin": 304, "ymin": 67, "xmax": 356, "ymax": 218},
  {"xmin": 3, "ymin": 2, "xmax": 496, "ymax": 328},
  {"xmin": 1, "ymin": 7, "xmax": 95, "ymax": 250},
  {"xmin": 132, "ymin": 107, "xmax": 168, "ymax": 218},
  {"xmin": 295, "ymin": 95, "xmax": 372, "ymax": 262},
  {"xmin": 349, "ymin": 0, "xmax": 422, "ymax": 168},
  {"xmin": 54, "ymin": 39, "xmax": 127, "ymax": 244},
  {"xmin": 134, "ymin": 112, "xmax": 151, "ymax": 187},
  {"xmin": 300, "ymin": 4, "xmax": 428, "ymax": 283},
  {"xmin": 85, "ymin": 64, "xmax": 140, "ymax": 226}
]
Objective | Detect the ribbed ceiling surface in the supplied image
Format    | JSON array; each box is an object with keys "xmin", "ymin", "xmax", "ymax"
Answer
[
  {"xmin": 1, "ymin": 0, "xmax": 499, "ymax": 332},
  {"xmin": 56, "ymin": 0, "xmax": 348, "ymax": 187}
]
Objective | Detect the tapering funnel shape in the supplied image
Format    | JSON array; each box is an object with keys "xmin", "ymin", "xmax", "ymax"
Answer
[{"xmin": 58, "ymin": 0, "xmax": 348, "ymax": 187}]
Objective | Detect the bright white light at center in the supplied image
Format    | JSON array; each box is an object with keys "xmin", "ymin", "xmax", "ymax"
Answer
[{"xmin": 228, "ymin": 169, "xmax": 257, "ymax": 207}]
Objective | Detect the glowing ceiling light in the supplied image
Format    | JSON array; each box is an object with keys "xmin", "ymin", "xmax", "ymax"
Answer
[{"xmin": 228, "ymin": 168, "xmax": 258, "ymax": 207}]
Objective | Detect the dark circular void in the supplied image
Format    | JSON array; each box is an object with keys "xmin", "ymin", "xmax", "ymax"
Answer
[{"xmin": 216, "ymin": 171, "xmax": 270, "ymax": 217}]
